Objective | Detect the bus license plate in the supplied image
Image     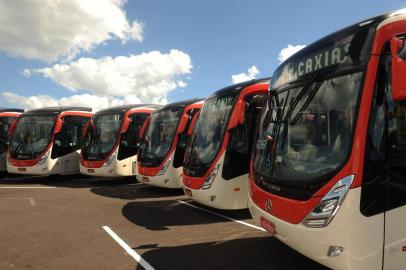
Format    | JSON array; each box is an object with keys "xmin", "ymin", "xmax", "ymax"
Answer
[
  {"xmin": 88, "ymin": 169, "xmax": 95, "ymax": 173},
  {"xmin": 184, "ymin": 188, "xmax": 192, "ymax": 197},
  {"xmin": 142, "ymin": 176, "xmax": 150, "ymax": 182},
  {"xmin": 17, "ymin": 168, "xmax": 26, "ymax": 172},
  {"xmin": 260, "ymin": 217, "xmax": 276, "ymax": 235}
]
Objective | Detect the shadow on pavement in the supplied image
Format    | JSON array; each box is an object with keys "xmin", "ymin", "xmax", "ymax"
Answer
[
  {"xmin": 181, "ymin": 200, "xmax": 252, "ymax": 220},
  {"xmin": 122, "ymin": 199, "xmax": 251, "ymax": 231},
  {"xmin": 134, "ymin": 236, "xmax": 328, "ymax": 270},
  {"xmin": 0, "ymin": 173, "xmax": 137, "ymax": 188},
  {"xmin": 91, "ymin": 184, "xmax": 185, "ymax": 200}
]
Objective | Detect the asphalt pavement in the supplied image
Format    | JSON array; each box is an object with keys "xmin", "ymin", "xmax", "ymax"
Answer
[{"xmin": 0, "ymin": 174, "xmax": 328, "ymax": 270}]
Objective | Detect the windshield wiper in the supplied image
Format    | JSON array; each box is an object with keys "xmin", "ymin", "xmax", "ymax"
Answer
[
  {"xmin": 12, "ymin": 133, "xmax": 28, "ymax": 155},
  {"xmin": 281, "ymin": 63, "xmax": 342, "ymax": 125},
  {"xmin": 282, "ymin": 72, "xmax": 321, "ymax": 124},
  {"xmin": 27, "ymin": 138, "xmax": 36, "ymax": 157},
  {"xmin": 90, "ymin": 128, "xmax": 102, "ymax": 151},
  {"xmin": 290, "ymin": 80, "xmax": 323, "ymax": 126}
]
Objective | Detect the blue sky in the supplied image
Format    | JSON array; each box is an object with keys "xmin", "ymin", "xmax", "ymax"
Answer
[{"xmin": 0, "ymin": 0, "xmax": 405, "ymax": 111}]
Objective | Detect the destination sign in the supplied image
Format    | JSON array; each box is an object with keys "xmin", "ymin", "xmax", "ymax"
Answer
[
  {"xmin": 272, "ymin": 34, "xmax": 357, "ymax": 88},
  {"xmin": 287, "ymin": 43, "xmax": 350, "ymax": 81}
]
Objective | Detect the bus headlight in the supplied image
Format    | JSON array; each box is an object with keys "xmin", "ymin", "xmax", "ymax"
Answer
[
  {"xmin": 201, "ymin": 164, "xmax": 221, "ymax": 190},
  {"xmin": 37, "ymin": 152, "xmax": 50, "ymax": 165},
  {"xmin": 103, "ymin": 153, "xmax": 116, "ymax": 167},
  {"xmin": 302, "ymin": 175, "xmax": 354, "ymax": 228},
  {"xmin": 157, "ymin": 158, "xmax": 171, "ymax": 176}
]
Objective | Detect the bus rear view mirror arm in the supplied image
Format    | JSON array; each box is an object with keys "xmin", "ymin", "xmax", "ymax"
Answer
[{"xmin": 391, "ymin": 36, "xmax": 406, "ymax": 101}]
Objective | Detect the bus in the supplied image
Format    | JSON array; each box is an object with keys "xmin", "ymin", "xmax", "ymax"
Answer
[
  {"xmin": 182, "ymin": 79, "xmax": 270, "ymax": 209},
  {"xmin": 80, "ymin": 104, "xmax": 161, "ymax": 177},
  {"xmin": 249, "ymin": 10, "xmax": 406, "ymax": 270},
  {"xmin": 137, "ymin": 99, "xmax": 203, "ymax": 188},
  {"xmin": 0, "ymin": 108, "xmax": 24, "ymax": 173},
  {"xmin": 7, "ymin": 107, "xmax": 92, "ymax": 175}
]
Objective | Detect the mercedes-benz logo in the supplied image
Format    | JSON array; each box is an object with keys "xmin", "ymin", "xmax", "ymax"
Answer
[{"xmin": 265, "ymin": 199, "xmax": 272, "ymax": 211}]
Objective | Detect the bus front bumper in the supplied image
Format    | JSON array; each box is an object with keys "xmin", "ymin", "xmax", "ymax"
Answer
[
  {"xmin": 7, "ymin": 160, "xmax": 58, "ymax": 175},
  {"xmin": 80, "ymin": 161, "xmax": 135, "ymax": 177},
  {"xmin": 137, "ymin": 167, "xmax": 182, "ymax": 189},
  {"xmin": 183, "ymin": 174, "xmax": 249, "ymax": 210}
]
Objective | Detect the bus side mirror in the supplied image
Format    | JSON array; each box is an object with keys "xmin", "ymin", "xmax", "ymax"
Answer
[
  {"xmin": 8, "ymin": 119, "xmax": 18, "ymax": 138},
  {"xmin": 139, "ymin": 118, "xmax": 150, "ymax": 139},
  {"xmin": 177, "ymin": 114, "xmax": 189, "ymax": 134},
  {"xmin": 54, "ymin": 119, "xmax": 63, "ymax": 133},
  {"xmin": 82, "ymin": 120, "xmax": 91, "ymax": 138},
  {"xmin": 228, "ymin": 100, "xmax": 245, "ymax": 130},
  {"xmin": 121, "ymin": 116, "xmax": 130, "ymax": 133},
  {"xmin": 187, "ymin": 111, "xmax": 200, "ymax": 136},
  {"xmin": 390, "ymin": 36, "xmax": 406, "ymax": 101}
]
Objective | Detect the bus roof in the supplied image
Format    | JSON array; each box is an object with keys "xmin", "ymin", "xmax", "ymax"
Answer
[
  {"xmin": 95, "ymin": 104, "xmax": 163, "ymax": 115},
  {"xmin": 0, "ymin": 108, "xmax": 24, "ymax": 113},
  {"xmin": 22, "ymin": 106, "xmax": 92, "ymax": 116},
  {"xmin": 208, "ymin": 77, "xmax": 271, "ymax": 99},
  {"xmin": 157, "ymin": 98, "xmax": 204, "ymax": 112}
]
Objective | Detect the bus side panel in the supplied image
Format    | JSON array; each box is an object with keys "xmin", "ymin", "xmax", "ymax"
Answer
[{"xmin": 384, "ymin": 206, "xmax": 406, "ymax": 270}]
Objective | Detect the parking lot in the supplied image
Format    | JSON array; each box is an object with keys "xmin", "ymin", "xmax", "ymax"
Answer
[{"xmin": 0, "ymin": 174, "xmax": 328, "ymax": 270}]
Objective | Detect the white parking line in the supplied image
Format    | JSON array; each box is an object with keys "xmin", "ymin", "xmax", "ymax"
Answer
[
  {"xmin": 177, "ymin": 200, "xmax": 266, "ymax": 232},
  {"xmin": 0, "ymin": 197, "xmax": 36, "ymax": 206},
  {"xmin": 0, "ymin": 186, "xmax": 56, "ymax": 189},
  {"xmin": 30, "ymin": 198, "xmax": 36, "ymax": 206},
  {"xmin": 102, "ymin": 226, "xmax": 155, "ymax": 270}
]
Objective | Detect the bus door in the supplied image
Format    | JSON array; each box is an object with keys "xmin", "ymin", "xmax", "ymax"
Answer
[
  {"xmin": 363, "ymin": 37, "xmax": 406, "ymax": 269},
  {"xmin": 222, "ymin": 93, "xmax": 267, "ymax": 180},
  {"xmin": 52, "ymin": 116, "xmax": 89, "ymax": 172},
  {"xmin": 384, "ymin": 36, "xmax": 406, "ymax": 270}
]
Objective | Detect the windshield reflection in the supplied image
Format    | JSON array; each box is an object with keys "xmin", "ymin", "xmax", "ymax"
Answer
[
  {"xmin": 84, "ymin": 113, "xmax": 122, "ymax": 160},
  {"xmin": 184, "ymin": 94, "xmax": 236, "ymax": 174},
  {"xmin": 139, "ymin": 108, "xmax": 182, "ymax": 165},
  {"xmin": 254, "ymin": 72, "xmax": 362, "ymax": 183},
  {"xmin": 10, "ymin": 115, "xmax": 56, "ymax": 159}
]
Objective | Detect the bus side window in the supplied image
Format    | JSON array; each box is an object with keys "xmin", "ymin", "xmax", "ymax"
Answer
[
  {"xmin": 117, "ymin": 113, "xmax": 149, "ymax": 161},
  {"xmin": 52, "ymin": 116, "xmax": 89, "ymax": 158}
]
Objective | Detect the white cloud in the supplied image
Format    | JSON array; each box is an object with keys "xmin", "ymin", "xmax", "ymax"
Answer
[
  {"xmin": 231, "ymin": 65, "xmax": 260, "ymax": 84},
  {"xmin": 0, "ymin": 0, "xmax": 144, "ymax": 62},
  {"xmin": 278, "ymin": 44, "xmax": 306, "ymax": 63},
  {"xmin": 25, "ymin": 50, "xmax": 192, "ymax": 102},
  {"xmin": 1, "ymin": 92, "xmax": 163, "ymax": 112},
  {"xmin": 177, "ymin": 81, "xmax": 187, "ymax": 88}
]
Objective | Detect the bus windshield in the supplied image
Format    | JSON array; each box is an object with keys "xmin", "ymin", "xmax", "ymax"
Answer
[
  {"xmin": 139, "ymin": 107, "xmax": 183, "ymax": 166},
  {"xmin": 84, "ymin": 113, "xmax": 122, "ymax": 160},
  {"xmin": 10, "ymin": 115, "xmax": 57, "ymax": 159},
  {"xmin": 184, "ymin": 94, "xmax": 236, "ymax": 177},
  {"xmin": 252, "ymin": 25, "xmax": 374, "ymax": 198},
  {"xmin": 0, "ymin": 117, "xmax": 15, "ymax": 154}
]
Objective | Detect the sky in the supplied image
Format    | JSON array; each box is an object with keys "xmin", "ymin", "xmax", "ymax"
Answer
[{"xmin": 0, "ymin": 0, "xmax": 405, "ymax": 111}]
